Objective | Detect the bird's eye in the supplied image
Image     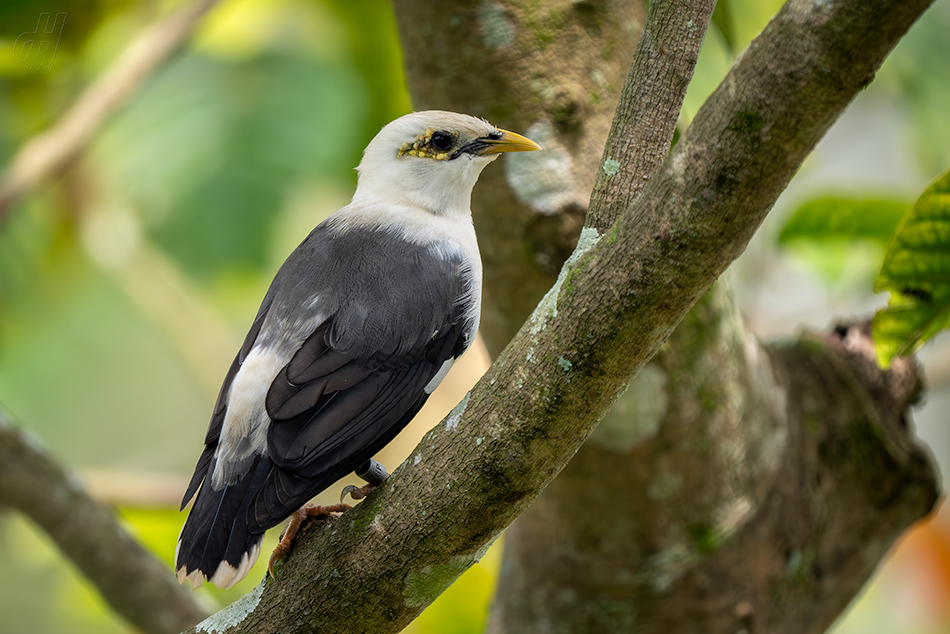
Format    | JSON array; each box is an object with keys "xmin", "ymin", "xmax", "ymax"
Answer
[
  {"xmin": 487, "ymin": 130, "xmax": 503, "ymax": 141},
  {"xmin": 430, "ymin": 131, "xmax": 454, "ymax": 152}
]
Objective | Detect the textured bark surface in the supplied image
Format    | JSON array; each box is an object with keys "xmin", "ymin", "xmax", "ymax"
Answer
[
  {"xmin": 584, "ymin": 0, "xmax": 712, "ymax": 232},
  {"xmin": 0, "ymin": 407, "xmax": 207, "ymax": 634},
  {"xmin": 172, "ymin": 0, "xmax": 940, "ymax": 632}
]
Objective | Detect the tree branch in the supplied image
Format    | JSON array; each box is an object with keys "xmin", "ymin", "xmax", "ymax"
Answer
[
  {"xmin": 0, "ymin": 0, "xmax": 219, "ymax": 221},
  {"xmin": 0, "ymin": 406, "xmax": 207, "ymax": 634},
  {"xmin": 480, "ymin": 0, "xmax": 940, "ymax": 629},
  {"xmin": 585, "ymin": 0, "xmax": 714, "ymax": 231},
  {"xmin": 179, "ymin": 0, "xmax": 938, "ymax": 632}
]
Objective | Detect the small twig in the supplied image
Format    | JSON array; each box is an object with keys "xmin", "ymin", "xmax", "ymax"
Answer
[
  {"xmin": 586, "ymin": 0, "xmax": 717, "ymax": 231},
  {"xmin": 0, "ymin": 0, "xmax": 219, "ymax": 220},
  {"xmin": 0, "ymin": 406, "xmax": 207, "ymax": 634}
]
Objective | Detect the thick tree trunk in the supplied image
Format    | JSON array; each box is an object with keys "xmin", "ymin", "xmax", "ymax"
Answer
[{"xmin": 488, "ymin": 312, "xmax": 936, "ymax": 633}]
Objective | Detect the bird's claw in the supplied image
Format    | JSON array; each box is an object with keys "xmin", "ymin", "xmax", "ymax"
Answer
[
  {"xmin": 268, "ymin": 502, "xmax": 351, "ymax": 579},
  {"xmin": 340, "ymin": 483, "xmax": 374, "ymax": 504}
]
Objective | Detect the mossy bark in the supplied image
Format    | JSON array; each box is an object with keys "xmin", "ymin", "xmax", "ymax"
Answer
[{"xmin": 488, "ymin": 305, "xmax": 935, "ymax": 633}]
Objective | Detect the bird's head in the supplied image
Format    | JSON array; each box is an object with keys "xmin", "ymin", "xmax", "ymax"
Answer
[{"xmin": 353, "ymin": 111, "xmax": 541, "ymax": 217}]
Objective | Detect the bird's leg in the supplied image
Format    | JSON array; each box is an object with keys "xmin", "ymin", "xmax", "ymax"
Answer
[
  {"xmin": 269, "ymin": 461, "xmax": 389, "ymax": 578},
  {"xmin": 340, "ymin": 459, "xmax": 389, "ymax": 503},
  {"xmin": 268, "ymin": 502, "xmax": 350, "ymax": 578}
]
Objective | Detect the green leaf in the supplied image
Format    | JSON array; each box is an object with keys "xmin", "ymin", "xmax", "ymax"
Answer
[
  {"xmin": 778, "ymin": 197, "xmax": 908, "ymax": 245},
  {"xmin": 873, "ymin": 170, "xmax": 950, "ymax": 367}
]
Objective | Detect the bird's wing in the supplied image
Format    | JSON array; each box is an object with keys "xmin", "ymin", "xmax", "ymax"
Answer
[
  {"xmin": 248, "ymin": 317, "xmax": 466, "ymax": 532},
  {"xmin": 181, "ymin": 224, "xmax": 475, "ymax": 535},
  {"xmin": 263, "ymin": 320, "xmax": 372, "ymax": 421},
  {"xmin": 180, "ymin": 296, "xmax": 273, "ymax": 510}
]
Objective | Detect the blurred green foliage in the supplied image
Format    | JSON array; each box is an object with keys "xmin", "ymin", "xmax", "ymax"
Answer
[
  {"xmin": 0, "ymin": 0, "xmax": 948, "ymax": 632},
  {"xmin": 94, "ymin": 50, "xmax": 367, "ymax": 278},
  {"xmin": 880, "ymin": 2, "xmax": 950, "ymax": 175},
  {"xmin": 773, "ymin": 3, "xmax": 950, "ymax": 292}
]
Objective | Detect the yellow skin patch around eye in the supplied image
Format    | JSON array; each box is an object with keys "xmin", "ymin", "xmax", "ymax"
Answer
[{"xmin": 398, "ymin": 128, "xmax": 455, "ymax": 160}]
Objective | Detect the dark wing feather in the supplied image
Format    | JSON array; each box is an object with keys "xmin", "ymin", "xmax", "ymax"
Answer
[
  {"xmin": 285, "ymin": 321, "xmax": 339, "ymax": 382},
  {"xmin": 248, "ymin": 318, "xmax": 466, "ymax": 533},
  {"xmin": 176, "ymin": 454, "xmax": 270, "ymax": 576},
  {"xmin": 265, "ymin": 322, "xmax": 374, "ymax": 421}
]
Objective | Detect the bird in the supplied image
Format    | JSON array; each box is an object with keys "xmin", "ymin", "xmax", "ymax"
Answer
[{"xmin": 174, "ymin": 110, "xmax": 541, "ymax": 590}]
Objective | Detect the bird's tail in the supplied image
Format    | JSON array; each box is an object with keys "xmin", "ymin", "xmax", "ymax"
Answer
[{"xmin": 175, "ymin": 456, "xmax": 269, "ymax": 590}]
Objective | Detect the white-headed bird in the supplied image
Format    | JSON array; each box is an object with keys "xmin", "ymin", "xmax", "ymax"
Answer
[{"xmin": 175, "ymin": 111, "xmax": 541, "ymax": 590}]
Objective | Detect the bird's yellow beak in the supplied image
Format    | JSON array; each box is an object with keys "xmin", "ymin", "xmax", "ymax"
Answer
[{"xmin": 477, "ymin": 129, "xmax": 542, "ymax": 155}]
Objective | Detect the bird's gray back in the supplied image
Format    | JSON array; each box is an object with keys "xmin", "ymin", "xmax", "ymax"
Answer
[{"xmin": 259, "ymin": 223, "xmax": 478, "ymax": 366}]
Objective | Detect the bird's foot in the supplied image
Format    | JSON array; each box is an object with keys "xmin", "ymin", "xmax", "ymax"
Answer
[
  {"xmin": 268, "ymin": 502, "xmax": 350, "ymax": 579},
  {"xmin": 340, "ymin": 459, "xmax": 390, "ymax": 503}
]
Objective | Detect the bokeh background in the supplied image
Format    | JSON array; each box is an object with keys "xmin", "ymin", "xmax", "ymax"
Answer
[{"xmin": 0, "ymin": 0, "xmax": 948, "ymax": 632}]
